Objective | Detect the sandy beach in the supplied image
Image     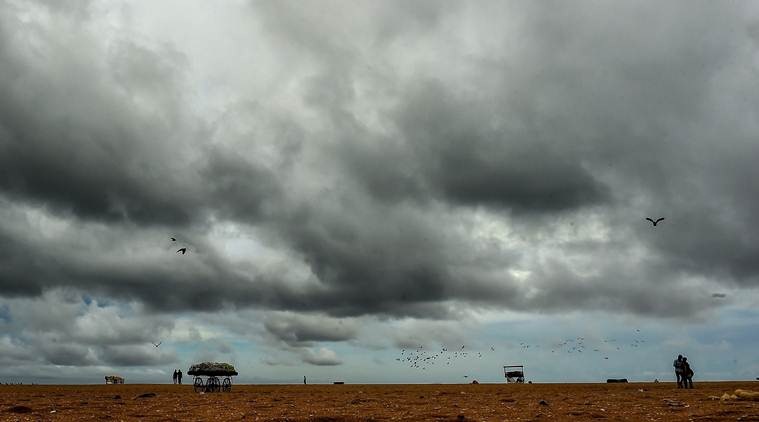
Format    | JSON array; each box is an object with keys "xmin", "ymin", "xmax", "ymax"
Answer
[{"xmin": 2, "ymin": 381, "xmax": 759, "ymax": 421}]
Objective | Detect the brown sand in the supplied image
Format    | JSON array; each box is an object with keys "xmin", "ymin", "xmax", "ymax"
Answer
[{"xmin": 2, "ymin": 381, "xmax": 759, "ymax": 421}]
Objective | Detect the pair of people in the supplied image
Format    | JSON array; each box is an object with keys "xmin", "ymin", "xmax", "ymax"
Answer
[
  {"xmin": 172, "ymin": 369, "xmax": 183, "ymax": 384},
  {"xmin": 673, "ymin": 355, "xmax": 694, "ymax": 388}
]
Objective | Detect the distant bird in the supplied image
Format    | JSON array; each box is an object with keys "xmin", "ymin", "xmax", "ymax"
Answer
[
  {"xmin": 712, "ymin": 293, "xmax": 727, "ymax": 298},
  {"xmin": 170, "ymin": 237, "xmax": 176, "ymax": 241},
  {"xmin": 490, "ymin": 346, "xmax": 495, "ymax": 351},
  {"xmin": 646, "ymin": 217, "xmax": 665, "ymax": 226},
  {"xmin": 177, "ymin": 248, "xmax": 187, "ymax": 254},
  {"xmin": 152, "ymin": 342, "xmax": 161, "ymax": 348}
]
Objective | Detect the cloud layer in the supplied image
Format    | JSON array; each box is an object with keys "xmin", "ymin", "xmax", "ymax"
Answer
[{"xmin": 1, "ymin": 0, "xmax": 759, "ymax": 380}]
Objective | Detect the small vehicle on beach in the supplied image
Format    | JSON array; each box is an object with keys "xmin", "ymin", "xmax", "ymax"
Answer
[
  {"xmin": 188, "ymin": 362, "xmax": 238, "ymax": 393},
  {"xmin": 504, "ymin": 365, "xmax": 525, "ymax": 383},
  {"xmin": 104, "ymin": 375, "xmax": 124, "ymax": 384}
]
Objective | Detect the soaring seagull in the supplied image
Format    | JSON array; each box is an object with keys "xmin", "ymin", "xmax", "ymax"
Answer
[
  {"xmin": 176, "ymin": 248, "xmax": 187, "ymax": 254},
  {"xmin": 646, "ymin": 217, "xmax": 665, "ymax": 226},
  {"xmin": 170, "ymin": 237, "xmax": 176, "ymax": 241},
  {"xmin": 152, "ymin": 342, "xmax": 161, "ymax": 348}
]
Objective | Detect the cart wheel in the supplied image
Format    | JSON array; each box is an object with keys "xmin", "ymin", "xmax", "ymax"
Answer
[
  {"xmin": 206, "ymin": 376, "xmax": 220, "ymax": 392},
  {"xmin": 222, "ymin": 377, "xmax": 232, "ymax": 392},
  {"xmin": 193, "ymin": 377, "xmax": 204, "ymax": 393}
]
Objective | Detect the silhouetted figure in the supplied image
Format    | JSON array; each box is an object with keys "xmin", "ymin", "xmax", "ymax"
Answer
[
  {"xmin": 674, "ymin": 355, "xmax": 684, "ymax": 388},
  {"xmin": 646, "ymin": 217, "xmax": 665, "ymax": 226},
  {"xmin": 177, "ymin": 248, "xmax": 187, "ymax": 254},
  {"xmin": 682, "ymin": 357, "xmax": 693, "ymax": 389},
  {"xmin": 304, "ymin": 376, "xmax": 307, "ymax": 385},
  {"xmin": 172, "ymin": 369, "xmax": 178, "ymax": 384},
  {"xmin": 177, "ymin": 369, "xmax": 182, "ymax": 385}
]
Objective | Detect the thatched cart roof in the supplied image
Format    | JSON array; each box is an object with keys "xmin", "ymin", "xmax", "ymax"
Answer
[{"xmin": 187, "ymin": 362, "xmax": 238, "ymax": 376}]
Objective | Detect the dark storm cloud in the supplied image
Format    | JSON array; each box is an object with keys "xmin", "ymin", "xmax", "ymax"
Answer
[
  {"xmin": 1, "ymin": 0, "xmax": 759, "ymax": 326},
  {"xmin": 0, "ymin": 8, "xmax": 281, "ymax": 227},
  {"xmin": 381, "ymin": 80, "xmax": 609, "ymax": 212}
]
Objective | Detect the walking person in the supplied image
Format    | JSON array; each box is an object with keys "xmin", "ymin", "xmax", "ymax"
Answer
[
  {"xmin": 304, "ymin": 376, "xmax": 307, "ymax": 385},
  {"xmin": 177, "ymin": 369, "xmax": 183, "ymax": 385},
  {"xmin": 172, "ymin": 369, "xmax": 178, "ymax": 384},
  {"xmin": 673, "ymin": 355, "xmax": 684, "ymax": 388},
  {"xmin": 682, "ymin": 357, "xmax": 694, "ymax": 389}
]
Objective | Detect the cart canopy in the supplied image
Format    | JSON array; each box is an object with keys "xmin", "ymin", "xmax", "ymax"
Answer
[{"xmin": 187, "ymin": 362, "xmax": 238, "ymax": 376}]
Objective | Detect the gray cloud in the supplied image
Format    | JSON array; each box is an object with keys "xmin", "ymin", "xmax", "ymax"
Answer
[
  {"xmin": 300, "ymin": 347, "xmax": 342, "ymax": 366},
  {"xmin": 1, "ymin": 0, "xmax": 759, "ymax": 334},
  {"xmin": 99, "ymin": 345, "xmax": 177, "ymax": 367},
  {"xmin": 264, "ymin": 313, "xmax": 358, "ymax": 346}
]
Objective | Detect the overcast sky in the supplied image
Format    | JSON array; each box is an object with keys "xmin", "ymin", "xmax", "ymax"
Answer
[{"xmin": 1, "ymin": 0, "xmax": 759, "ymax": 384}]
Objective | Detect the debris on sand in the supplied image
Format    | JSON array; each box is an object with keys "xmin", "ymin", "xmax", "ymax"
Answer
[
  {"xmin": 662, "ymin": 398, "xmax": 687, "ymax": 408},
  {"xmin": 538, "ymin": 399, "xmax": 549, "ymax": 406},
  {"xmin": 6, "ymin": 405, "xmax": 33, "ymax": 413},
  {"xmin": 112, "ymin": 395, "xmax": 121, "ymax": 400},
  {"xmin": 736, "ymin": 389, "xmax": 759, "ymax": 400},
  {"xmin": 721, "ymin": 389, "xmax": 759, "ymax": 401},
  {"xmin": 134, "ymin": 392, "xmax": 157, "ymax": 399}
]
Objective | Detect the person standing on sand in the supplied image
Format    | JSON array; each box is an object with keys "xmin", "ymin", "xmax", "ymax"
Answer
[
  {"xmin": 682, "ymin": 357, "xmax": 694, "ymax": 389},
  {"xmin": 673, "ymin": 355, "xmax": 684, "ymax": 388},
  {"xmin": 172, "ymin": 369, "xmax": 178, "ymax": 384},
  {"xmin": 178, "ymin": 369, "xmax": 183, "ymax": 385},
  {"xmin": 304, "ymin": 376, "xmax": 307, "ymax": 385}
]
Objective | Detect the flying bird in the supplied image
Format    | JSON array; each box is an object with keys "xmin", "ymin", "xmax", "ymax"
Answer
[
  {"xmin": 177, "ymin": 248, "xmax": 187, "ymax": 254},
  {"xmin": 646, "ymin": 217, "xmax": 665, "ymax": 226},
  {"xmin": 712, "ymin": 293, "xmax": 727, "ymax": 298},
  {"xmin": 152, "ymin": 342, "xmax": 161, "ymax": 348},
  {"xmin": 170, "ymin": 237, "xmax": 176, "ymax": 241}
]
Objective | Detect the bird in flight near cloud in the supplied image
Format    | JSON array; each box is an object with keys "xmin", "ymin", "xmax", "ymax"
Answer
[
  {"xmin": 645, "ymin": 217, "xmax": 665, "ymax": 226},
  {"xmin": 176, "ymin": 248, "xmax": 187, "ymax": 254},
  {"xmin": 152, "ymin": 342, "xmax": 161, "ymax": 348}
]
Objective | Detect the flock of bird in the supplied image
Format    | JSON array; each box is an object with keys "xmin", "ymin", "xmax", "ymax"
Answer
[{"xmin": 394, "ymin": 328, "xmax": 650, "ymax": 375}]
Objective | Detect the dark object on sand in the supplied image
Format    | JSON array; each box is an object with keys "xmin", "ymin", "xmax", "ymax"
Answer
[
  {"xmin": 333, "ymin": 381, "xmax": 345, "ymax": 384},
  {"xmin": 6, "ymin": 405, "xmax": 32, "ymax": 413},
  {"xmin": 538, "ymin": 399, "xmax": 549, "ymax": 406},
  {"xmin": 134, "ymin": 393, "xmax": 156, "ymax": 399},
  {"xmin": 607, "ymin": 378, "xmax": 628, "ymax": 383},
  {"xmin": 188, "ymin": 362, "xmax": 237, "ymax": 393},
  {"xmin": 471, "ymin": 380, "xmax": 479, "ymax": 384}
]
